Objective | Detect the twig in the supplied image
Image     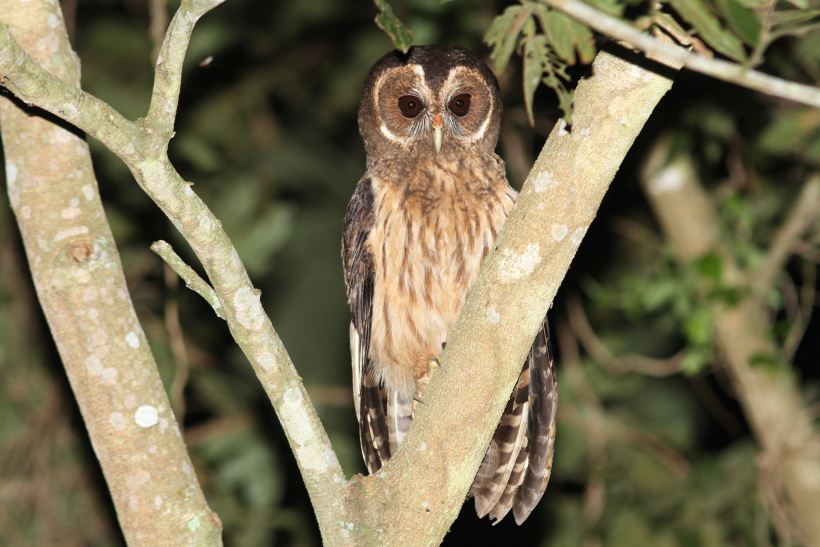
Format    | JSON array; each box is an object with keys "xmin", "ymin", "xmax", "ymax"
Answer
[
  {"xmin": 558, "ymin": 319, "xmax": 692, "ymax": 478},
  {"xmin": 752, "ymin": 176, "xmax": 820, "ymax": 296},
  {"xmin": 747, "ymin": 0, "xmax": 778, "ymax": 68},
  {"xmin": 149, "ymin": 0, "xmax": 169, "ymax": 65},
  {"xmin": 164, "ymin": 263, "xmax": 191, "ymax": 419},
  {"xmin": 542, "ymin": 0, "xmax": 820, "ymax": 108},
  {"xmin": 151, "ymin": 240, "xmax": 225, "ymax": 319},
  {"xmin": 781, "ymin": 260, "xmax": 817, "ymax": 364},
  {"xmin": 566, "ymin": 293, "xmax": 683, "ymax": 376}
]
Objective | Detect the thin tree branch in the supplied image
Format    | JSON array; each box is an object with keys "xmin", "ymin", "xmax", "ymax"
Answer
[
  {"xmin": 752, "ymin": 176, "xmax": 820, "ymax": 296},
  {"xmin": 151, "ymin": 240, "xmax": 225, "ymax": 319},
  {"xmin": 566, "ymin": 293, "xmax": 684, "ymax": 376},
  {"xmin": 542, "ymin": 0, "xmax": 820, "ymax": 108},
  {"xmin": 145, "ymin": 0, "xmax": 226, "ymax": 129},
  {"xmin": 0, "ymin": 23, "xmax": 137, "ymax": 156}
]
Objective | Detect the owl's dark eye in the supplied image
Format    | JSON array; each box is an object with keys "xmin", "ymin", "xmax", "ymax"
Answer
[
  {"xmin": 448, "ymin": 93, "xmax": 471, "ymax": 117},
  {"xmin": 397, "ymin": 95, "xmax": 423, "ymax": 118}
]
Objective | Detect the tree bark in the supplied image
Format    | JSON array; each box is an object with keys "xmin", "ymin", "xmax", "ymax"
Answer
[{"xmin": 0, "ymin": 2, "xmax": 221, "ymax": 544}]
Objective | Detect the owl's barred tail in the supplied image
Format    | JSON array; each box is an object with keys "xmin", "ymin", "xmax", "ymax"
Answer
[
  {"xmin": 470, "ymin": 368, "xmax": 531, "ymax": 520},
  {"xmin": 387, "ymin": 390, "xmax": 413, "ymax": 454},
  {"xmin": 470, "ymin": 319, "xmax": 557, "ymax": 525},
  {"xmin": 512, "ymin": 322, "xmax": 557, "ymax": 523}
]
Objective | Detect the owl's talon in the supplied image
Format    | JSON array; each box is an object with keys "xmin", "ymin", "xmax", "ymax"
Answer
[{"xmin": 414, "ymin": 395, "xmax": 427, "ymax": 405}]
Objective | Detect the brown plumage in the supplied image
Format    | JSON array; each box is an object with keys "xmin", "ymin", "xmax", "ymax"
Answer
[{"xmin": 342, "ymin": 45, "xmax": 557, "ymax": 525}]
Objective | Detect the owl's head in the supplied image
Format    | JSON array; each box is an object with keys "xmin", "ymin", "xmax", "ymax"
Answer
[{"xmin": 358, "ymin": 45, "xmax": 502, "ymax": 161}]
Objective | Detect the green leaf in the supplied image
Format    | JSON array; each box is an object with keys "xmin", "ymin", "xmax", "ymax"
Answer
[
  {"xmin": 668, "ymin": 0, "xmax": 747, "ymax": 61},
  {"xmin": 523, "ymin": 36, "xmax": 546, "ymax": 126},
  {"xmin": 484, "ymin": 4, "xmax": 534, "ymax": 73},
  {"xmin": 535, "ymin": 5, "xmax": 598, "ymax": 65},
  {"xmin": 757, "ymin": 108, "xmax": 820, "ymax": 159},
  {"xmin": 640, "ymin": 278, "xmax": 681, "ymax": 311},
  {"xmin": 373, "ymin": 0, "xmax": 413, "ymax": 53},
  {"xmin": 538, "ymin": 8, "xmax": 577, "ymax": 64},
  {"xmin": 695, "ymin": 252, "xmax": 723, "ymax": 283},
  {"xmin": 782, "ymin": 0, "xmax": 808, "ymax": 9},
  {"xmin": 684, "ymin": 307, "xmax": 712, "ymax": 345},
  {"xmin": 570, "ymin": 19, "xmax": 598, "ymax": 64},
  {"xmin": 544, "ymin": 65, "xmax": 573, "ymax": 125},
  {"xmin": 681, "ymin": 347, "xmax": 713, "ymax": 375},
  {"xmin": 715, "ymin": 0, "xmax": 761, "ymax": 46},
  {"xmin": 767, "ymin": 9, "xmax": 820, "ymax": 26},
  {"xmin": 748, "ymin": 352, "xmax": 780, "ymax": 372}
]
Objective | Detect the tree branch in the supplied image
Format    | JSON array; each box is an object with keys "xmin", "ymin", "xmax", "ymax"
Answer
[
  {"xmin": 641, "ymin": 142, "xmax": 820, "ymax": 546},
  {"xmin": 1, "ymin": 2, "xmax": 349, "ymax": 543},
  {"xmin": 752, "ymin": 176, "xmax": 820, "ymax": 296},
  {"xmin": 151, "ymin": 240, "xmax": 225, "ymax": 319},
  {"xmin": 542, "ymin": 0, "xmax": 820, "ymax": 108},
  {"xmin": 146, "ymin": 0, "xmax": 227, "ymax": 130},
  {"xmin": 0, "ymin": 1, "xmax": 220, "ymax": 543},
  {"xmin": 566, "ymin": 293, "xmax": 684, "ymax": 376}
]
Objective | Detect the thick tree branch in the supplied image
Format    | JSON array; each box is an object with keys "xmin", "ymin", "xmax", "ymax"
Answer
[
  {"xmin": 543, "ymin": 0, "xmax": 820, "ymax": 108},
  {"xmin": 0, "ymin": 1, "xmax": 220, "ymax": 544},
  {"xmin": 641, "ymin": 144, "xmax": 820, "ymax": 545}
]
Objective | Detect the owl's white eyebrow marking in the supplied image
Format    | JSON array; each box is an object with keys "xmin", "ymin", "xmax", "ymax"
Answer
[{"xmin": 444, "ymin": 67, "xmax": 462, "ymax": 87}]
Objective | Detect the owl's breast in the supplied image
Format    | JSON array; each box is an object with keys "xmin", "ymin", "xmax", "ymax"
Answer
[{"xmin": 366, "ymin": 156, "xmax": 516, "ymax": 397}]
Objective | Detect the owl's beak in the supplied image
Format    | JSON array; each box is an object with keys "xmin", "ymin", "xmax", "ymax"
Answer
[{"xmin": 431, "ymin": 114, "xmax": 444, "ymax": 153}]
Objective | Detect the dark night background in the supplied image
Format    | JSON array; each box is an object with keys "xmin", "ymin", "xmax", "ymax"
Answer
[{"xmin": 1, "ymin": 0, "xmax": 819, "ymax": 545}]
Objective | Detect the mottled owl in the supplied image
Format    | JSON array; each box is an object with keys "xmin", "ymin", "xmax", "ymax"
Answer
[{"xmin": 342, "ymin": 44, "xmax": 557, "ymax": 524}]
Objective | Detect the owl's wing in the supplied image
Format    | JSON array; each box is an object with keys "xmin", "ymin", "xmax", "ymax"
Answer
[
  {"xmin": 343, "ymin": 177, "xmax": 391, "ymax": 474},
  {"xmin": 470, "ymin": 318, "xmax": 557, "ymax": 525}
]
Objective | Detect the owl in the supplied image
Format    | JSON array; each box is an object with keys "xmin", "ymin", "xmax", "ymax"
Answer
[{"xmin": 342, "ymin": 45, "xmax": 557, "ymax": 525}]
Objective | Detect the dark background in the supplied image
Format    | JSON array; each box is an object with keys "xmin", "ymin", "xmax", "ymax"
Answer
[{"xmin": 1, "ymin": 0, "xmax": 819, "ymax": 545}]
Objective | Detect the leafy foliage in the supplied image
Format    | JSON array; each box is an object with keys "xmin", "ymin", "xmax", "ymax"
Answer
[
  {"xmin": 373, "ymin": 0, "xmax": 414, "ymax": 53},
  {"xmin": 484, "ymin": 0, "xmax": 820, "ymax": 122},
  {"xmin": 485, "ymin": 2, "xmax": 594, "ymax": 123}
]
